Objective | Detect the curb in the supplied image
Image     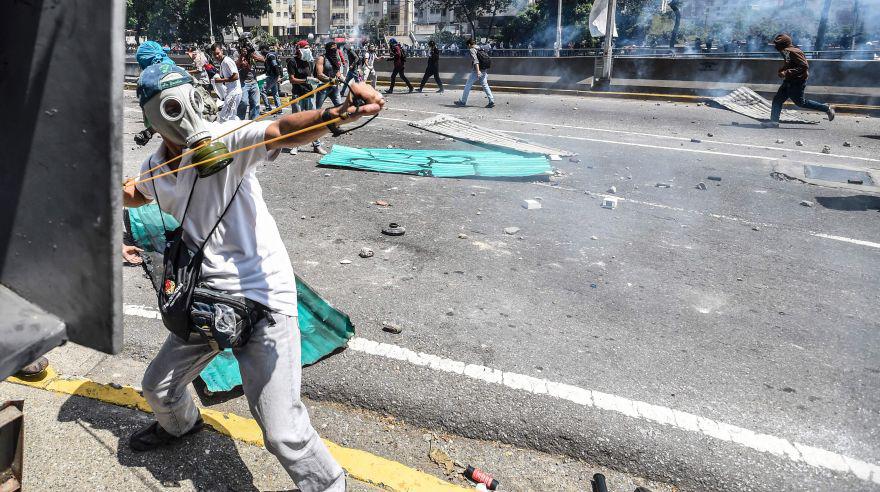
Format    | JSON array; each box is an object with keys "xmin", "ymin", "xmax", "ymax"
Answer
[
  {"xmin": 121, "ymin": 83, "xmax": 879, "ymax": 115},
  {"xmin": 5, "ymin": 368, "xmax": 465, "ymax": 492}
]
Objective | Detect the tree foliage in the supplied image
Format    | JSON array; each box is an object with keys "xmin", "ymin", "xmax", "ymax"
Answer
[
  {"xmin": 500, "ymin": 0, "xmax": 595, "ymax": 48},
  {"xmin": 126, "ymin": 0, "xmax": 272, "ymax": 44},
  {"xmin": 415, "ymin": 0, "xmax": 513, "ymax": 38}
]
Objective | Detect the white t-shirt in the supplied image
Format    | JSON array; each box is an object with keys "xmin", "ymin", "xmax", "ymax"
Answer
[
  {"xmin": 219, "ymin": 56, "xmax": 242, "ymax": 95},
  {"xmin": 136, "ymin": 120, "xmax": 297, "ymax": 316}
]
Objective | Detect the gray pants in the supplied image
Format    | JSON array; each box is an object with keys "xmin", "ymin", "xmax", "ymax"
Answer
[{"xmin": 142, "ymin": 313, "xmax": 345, "ymax": 492}]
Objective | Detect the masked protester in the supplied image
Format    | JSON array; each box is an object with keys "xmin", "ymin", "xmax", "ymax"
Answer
[
  {"xmin": 455, "ymin": 38, "xmax": 495, "ymax": 108},
  {"xmin": 763, "ymin": 33, "xmax": 834, "ymax": 128},
  {"xmin": 417, "ymin": 40, "xmax": 444, "ymax": 93},
  {"xmin": 123, "ymin": 62, "xmax": 385, "ymax": 492},
  {"xmin": 261, "ymin": 44, "xmax": 282, "ymax": 112},
  {"xmin": 287, "ymin": 40, "xmax": 327, "ymax": 155},
  {"xmin": 236, "ymin": 43, "xmax": 266, "ymax": 120},
  {"xmin": 315, "ymin": 41, "xmax": 344, "ymax": 109},
  {"xmin": 384, "ymin": 38, "xmax": 413, "ymax": 94},
  {"xmin": 210, "ymin": 42, "xmax": 242, "ymax": 122},
  {"xmin": 362, "ymin": 43, "xmax": 378, "ymax": 88},
  {"xmin": 340, "ymin": 43, "xmax": 362, "ymax": 97}
]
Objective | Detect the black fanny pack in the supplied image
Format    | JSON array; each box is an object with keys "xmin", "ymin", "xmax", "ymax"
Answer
[{"xmin": 153, "ymin": 173, "xmax": 267, "ymax": 350}]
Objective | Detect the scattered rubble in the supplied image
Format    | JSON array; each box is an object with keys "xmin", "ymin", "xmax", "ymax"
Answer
[
  {"xmin": 358, "ymin": 247, "xmax": 374, "ymax": 258},
  {"xmin": 590, "ymin": 236, "xmax": 598, "ymax": 240},
  {"xmin": 339, "ymin": 259, "xmax": 352, "ymax": 264},
  {"xmin": 696, "ymin": 182, "xmax": 707, "ymax": 190},
  {"xmin": 569, "ymin": 157, "xmax": 581, "ymax": 163},
  {"xmin": 457, "ymin": 233, "xmax": 469, "ymax": 239},
  {"xmin": 691, "ymin": 138, "xmax": 702, "ymax": 143},
  {"xmin": 381, "ymin": 321, "xmax": 403, "ymax": 334},
  {"xmin": 504, "ymin": 227, "xmax": 521, "ymax": 235},
  {"xmin": 374, "ymin": 200, "xmax": 390, "ymax": 207},
  {"xmin": 795, "ymin": 140, "xmax": 804, "ymax": 146},
  {"xmin": 601, "ymin": 196, "xmax": 619, "ymax": 209},
  {"xmin": 382, "ymin": 223, "xmax": 406, "ymax": 236},
  {"xmin": 776, "ymin": 139, "xmax": 785, "ymax": 144},
  {"xmin": 843, "ymin": 141, "xmax": 852, "ymax": 147},
  {"xmin": 607, "ymin": 186, "xmax": 617, "ymax": 194},
  {"xmin": 655, "ymin": 183, "xmax": 672, "ymax": 188},
  {"xmin": 428, "ymin": 447, "xmax": 456, "ymax": 475},
  {"xmin": 707, "ymin": 132, "xmax": 714, "ymax": 137},
  {"xmin": 752, "ymin": 226, "xmax": 760, "ymax": 231},
  {"xmin": 707, "ymin": 176, "xmax": 722, "ymax": 182},
  {"xmin": 821, "ymin": 145, "xmax": 832, "ymax": 154},
  {"xmin": 522, "ymin": 199, "xmax": 542, "ymax": 210},
  {"xmin": 800, "ymin": 200, "xmax": 814, "ymax": 207}
]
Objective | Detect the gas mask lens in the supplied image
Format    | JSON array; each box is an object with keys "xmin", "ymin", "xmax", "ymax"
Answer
[
  {"xmin": 191, "ymin": 89, "xmax": 204, "ymax": 115},
  {"xmin": 160, "ymin": 98, "xmax": 184, "ymax": 121}
]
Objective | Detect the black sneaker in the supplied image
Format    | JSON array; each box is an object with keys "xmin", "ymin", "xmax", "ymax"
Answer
[
  {"xmin": 761, "ymin": 121, "xmax": 779, "ymax": 128},
  {"xmin": 129, "ymin": 417, "xmax": 205, "ymax": 452},
  {"xmin": 826, "ymin": 106, "xmax": 835, "ymax": 121},
  {"xmin": 408, "ymin": 87, "xmax": 414, "ymax": 93},
  {"xmin": 416, "ymin": 88, "xmax": 423, "ymax": 93},
  {"xmin": 454, "ymin": 100, "xmax": 466, "ymax": 107},
  {"xmin": 486, "ymin": 101, "xmax": 495, "ymax": 108},
  {"xmin": 437, "ymin": 89, "xmax": 445, "ymax": 93},
  {"xmin": 384, "ymin": 89, "xmax": 393, "ymax": 94}
]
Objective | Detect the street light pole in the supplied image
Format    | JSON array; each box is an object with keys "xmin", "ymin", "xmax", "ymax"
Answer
[
  {"xmin": 208, "ymin": 0, "xmax": 215, "ymax": 43},
  {"xmin": 601, "ymin": 0, "xmax": 616, "ymax": 80},
  {"xmin": 555, "ymin": 0, "xmax": 562, "ymax": 57}
]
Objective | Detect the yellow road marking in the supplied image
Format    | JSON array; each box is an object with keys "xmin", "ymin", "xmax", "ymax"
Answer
[{"xmin": 6, "ymin": 368, "xmax": 464, "ymax": 491}]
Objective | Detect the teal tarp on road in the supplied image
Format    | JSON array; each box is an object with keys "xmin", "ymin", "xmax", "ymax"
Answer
[
  {"xmin": 319, "ymin": 146, "xmax": 552, "ymax": 178},
  {"xmin": 127, "ymin": 204, "xmax": 356, "ymax": 393},
  {"xmin": 199, "ymin": 274, "xmax": 355, "ymax": 392}
]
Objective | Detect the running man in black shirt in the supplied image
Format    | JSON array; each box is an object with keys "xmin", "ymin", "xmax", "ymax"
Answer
[{"xmin": 417, "ymin": 40, "xmax": 444, "ymax": 93}]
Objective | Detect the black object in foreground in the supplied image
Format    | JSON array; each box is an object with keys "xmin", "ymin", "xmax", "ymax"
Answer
[
  {"xmin": 464, "ymin": 465, "xmax": 499, "ymax": 490},
  {"xmin": 382, "ymin": 223, "xmax": 406, "ymax": 236},
  {"xmin": 592, "ymin": 473, "xmax": 608, "ymax": 492}
]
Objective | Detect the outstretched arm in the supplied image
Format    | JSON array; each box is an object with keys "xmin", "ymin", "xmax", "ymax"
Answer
[{"xmin": 263, "ymin": 82, "xmax": 385, "ymax": 152}]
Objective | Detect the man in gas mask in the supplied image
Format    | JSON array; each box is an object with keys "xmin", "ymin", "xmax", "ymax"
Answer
[
  {"xmin": 122, "ymin": 62, "xmax": 385, "ymax": 492},
  {"xmin": 315, "ymin": 41, "xmax": 344, "ymax": 108}
]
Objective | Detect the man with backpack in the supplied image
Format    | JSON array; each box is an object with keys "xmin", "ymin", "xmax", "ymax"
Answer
[
  {"xmin": 455, "ymin": 38, "xmax": 495, "ymax": 108},
  {"xmin": 384, "ymin": 38, "xmax": 413, "ymax": 94},
  {"xmin": 261, "ymin": 44, "xmax": 282, "ymax": 113}
]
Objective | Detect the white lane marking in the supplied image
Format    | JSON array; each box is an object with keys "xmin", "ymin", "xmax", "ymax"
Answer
[
  {"xmin": 385, "ymin": 107, "xmax": 880, "ymax": 163},
  {"xmin": 379, "ymin": 116, "xmax": 780, "ymax": 162},
  {"xmin": 389, "ymin": 115, "xmax": 880, "ymax": 249},
  {"xmin": 811, "ymin": 233, "xmax": 880, "ymax": 249},
  {"xmin": 535, "ymin": 183, "xmax": 880, "ymax": 250},
  {"xmin": 123, "ymin": 303, "xmax": 880, "ymax": 484},
  {"xmin": 123, "ymin": 304, "xmax": 162, "ymax": 319}
]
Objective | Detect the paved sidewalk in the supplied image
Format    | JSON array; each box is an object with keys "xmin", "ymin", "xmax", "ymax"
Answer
[{"xmin": 1, "ymin": 382, "xmax": 381, "ymax": 491}]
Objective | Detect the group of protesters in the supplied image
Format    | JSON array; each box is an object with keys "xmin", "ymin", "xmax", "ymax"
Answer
[{"xmin": 178, "ymin": 34, "xmax": 497, "ymax": 124}]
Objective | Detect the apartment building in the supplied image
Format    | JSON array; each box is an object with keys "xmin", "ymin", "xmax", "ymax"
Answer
[{"xmin": 242, "ymin": 0, "xmax": 318, "ymax": 38}]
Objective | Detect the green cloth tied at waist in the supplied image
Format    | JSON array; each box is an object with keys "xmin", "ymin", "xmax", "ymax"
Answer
[{"xmin": 127, "ymin": 203, "xmax": 355, "ymax": 393}]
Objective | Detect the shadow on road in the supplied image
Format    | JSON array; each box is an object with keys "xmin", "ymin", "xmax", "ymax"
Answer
[
  {"xmin": 815, "ymin": 195, "xmax": 880, "ymax": 211},
  {"xmin": 721, "ymin": 122, "xmax": 826, "ymax": 131},
  {"xmin": 57, "ymin": 395, "xmax": 261, "ymax": 491}
]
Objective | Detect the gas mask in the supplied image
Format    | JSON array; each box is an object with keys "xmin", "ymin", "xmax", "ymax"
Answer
[
  {"xmin": 299, "ymin": 47, "xmax": 314, "ymax": 63},
  {"xmin": 138, "ymin": 64, "xmax": 232, "ymax": 177}
]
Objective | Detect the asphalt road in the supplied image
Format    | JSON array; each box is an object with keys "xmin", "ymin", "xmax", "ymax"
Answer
[{"xmin": 117, "ymin": 88, "xmax": 880, "ymax": 491}]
